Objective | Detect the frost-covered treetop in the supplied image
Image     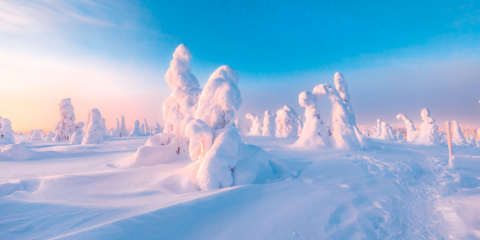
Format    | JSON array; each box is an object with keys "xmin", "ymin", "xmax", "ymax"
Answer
[
  {"xmin": 59, "ymin": 98, "xmax": 75, "ymax": 120},
  {"xmin": 165, "ymin": 44, "xmax": 200, "ymax": 92},
  {"xmin": 421, "ymin": 108, "xmax": 434, "ymax": 124},
  {"xmin": 334, "ymin": 72, "xmax": 350, "ymax": 104},
  {"xmin": 195, "ymin": 65, "xmax": 242, "ymax": 130}
]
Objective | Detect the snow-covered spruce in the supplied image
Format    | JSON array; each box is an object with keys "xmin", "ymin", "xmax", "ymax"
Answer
[
  {"xmin": 416, "ymin": 108, "xmax": 441, "ymax": 146},
  {"xmin": 143, "ymin": 119, "xmax": 150, "ymax": 136},
  {"xmin": 261, "ymin": 111, "xmax": 276, "ymax": 137},
  {"xmin": 275, "ymin": 106, "xmax": 299, "ymax": 138},
  {"xmin": 466, "ymin": 134, "xmax": 475, "ymax": 147},
  {"xmin": 53, "ymin": 98, "xmax": 77, "ymax": 141},
  {"xmin": 294, "ymin": 91, "xmax": 329, "ymax": 148},
  {"xmin": 120, "ymin": 116, "xmax": 128, "ymax": 137},
  {"xmin": 29, "ymin": 130, "xmax": 43, "ymax": 142},
  {"xmin": 154, "ymin": 119, "xmax": 162, "ymax": 134},
  {"xmin": 81, "ymin": 109, "xmax": 103, "ymax": 145},
  {"xmin": 0, "ymin": 118, "xmax": 15, "ymax": 144},
  {"xmin": 246, "ymin": 113, "xmax": 263, "ymax": 136},
  {"xmin": 196, "ymin": 65, "xmax": 241, "ymax": 130},
  {"xmin": 380, "ymin": 122, "xmax": 397, "ymax": 141},
  {"xmin": 163, "ymin": 44, "xmax": 202, "ymax": 137},
  {"xmin": 234, "ymin": 118, "xmax": 244, "ymax": 135},
  {"xmin": 451, "ymin": 121, "xmax": 468, "ymax": 146},
  {"xmin": 372, "ymin": 119, "xmax": 382, "ymax": 139},
  {"xmin": 45, "ymin": 132, "xmax": 55, "ymax": 142},
  {"xmin": 69, "ymin": 122, "xmax": 85, "ymax": 144},
  {"xmin": 396, "ymin": 130, "xmax": 405, "ymax": 141},
  {"xmin": 362, "ymin": 129, "xmax": 371, "ymax": 137},
  {"xmin": 130, "ymin": 120, "xmax": 143, "ymax": 137},
  {"xmin": 334, "ymin": 72, "xmax": 370, "ymax": 149},
  {"xmin": 396, "ymin": 114, "xmax": 417, "ymax": 142},
  {"xmin": 101, "ymin": 118, "xmax": 107, "ymax": 139}
]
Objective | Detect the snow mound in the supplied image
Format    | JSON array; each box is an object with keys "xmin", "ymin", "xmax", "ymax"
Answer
[
  {"xmin": 132, "ymin": 133, "xmax": 180, "ymax": 167},
  {"xmin": 0, "ymin": 142, "xmax": 34, "ymax": 160}
]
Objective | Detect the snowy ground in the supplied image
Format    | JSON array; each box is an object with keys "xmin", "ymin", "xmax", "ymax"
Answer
[{"xmin": 1, "ymin": 135, "xmax": 480, "ymax": 239}]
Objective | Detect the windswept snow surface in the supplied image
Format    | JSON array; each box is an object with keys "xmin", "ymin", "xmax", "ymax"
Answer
[{"xmin": 1, "ymin": 135, "xmax": 480, "ymax": 239}]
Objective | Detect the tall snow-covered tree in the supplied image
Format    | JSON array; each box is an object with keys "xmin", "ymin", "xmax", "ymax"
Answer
[
  {"xmin": 451, "ymin": 121, "xmax": 468, "ymax": 146},
  {"xmin": 416, "ymin": 108, "xmax": 441, "ymax": 146},
  {"xmin": 82, "ymin": 109, "xmax": 104, "ymax": 145},
  {"xmin": 0, "ymin": 118, "xmax": 15, "ymax": 144},
  {"xmin": 130, "ymin": 120, "xmax": 143, "ymax": 136},
  {"xmin": 120, "ymin": 115, "xmax": 128, "ymax": 137},
  {"xmin": 54, "ymin": 98, "xmax": 77, "ymax": 141},
  {"xmin": 262, "ymin": 110, "xmax": 276, "ymax": 137}
]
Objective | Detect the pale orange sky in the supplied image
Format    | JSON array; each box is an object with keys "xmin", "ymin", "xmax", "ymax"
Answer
[{"xmin": 0, "ymin": 49, "xmax": 171, "ymax": 133}]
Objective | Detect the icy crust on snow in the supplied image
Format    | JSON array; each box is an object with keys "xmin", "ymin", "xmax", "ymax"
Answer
[
  {"xmin": 275, "ymin": 106, "xmax": 299, "ymax": 138},
  {"xmin": 246, "ymin": 113, "xmax": 262, "ymax": 136},
  {"xmin": 82, "ymin": 109, "xmax": 103, "ymax": 145},
  {"xmin": 0, "ymin": 118, "xmax": 15, "ymax": 144},
  {"xmin": 195, "ymin": 65, "xmax": 241, "ymax": 130},
  {"xmin": 397, "ymin": 114, "xmax": 417, "ymax": 142},
  {"xmin": 262, "ymin": 111, "xmax": 276, "ymax": 136}
]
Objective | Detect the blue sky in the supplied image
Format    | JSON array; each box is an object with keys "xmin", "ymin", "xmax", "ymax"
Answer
[{"xmin": 1, "ymin": 0, "xmax": 479, "ymax": 131}]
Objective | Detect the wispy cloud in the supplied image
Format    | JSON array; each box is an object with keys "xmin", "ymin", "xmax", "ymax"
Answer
[{"xmin": 0, "ymin": 0, "xmax": 131, "ymax": 34}]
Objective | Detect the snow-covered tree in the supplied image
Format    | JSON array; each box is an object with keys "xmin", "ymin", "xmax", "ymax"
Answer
[
  {"xmin": 297, "ymin": 117, "xmax": 303, "ymax": 137},
  {"xmin": 130, "ymin": 120, "xmax": 143, "ymax": 136},
  {"xmin": 120, "ymin": 116, "xmax": 128, "ymax": 137},
  {"xmin": 163, "ymin": 44, "xmax": 202, "ymax": 135},
  {"xmin": 416, "ymin": 108, "xmax": 441, "ymax": 146},
  {"xmin": 185, "ymin": 119, "xmax": 213, "ymax": 161},
  {"xmin": 29, "ymin": 130, "xmax": 42, "ymax": 141},
  {"xmin": 294, "ymin": 91, "xmax": 329, "ymax": 148},
  {"xmin": 466, "ymin": 134, "xmax": 475, "ymax": 147},
  {"xmin": 140, "ymin": 123, "xmax": 145, "ymax": 135},
  {"xmin": 451, "ymin": 121, "xmax": 468, "ymax": 146},
  {"xmin": 0, "ymin": 118, "xmax": 15, "ymax": 144},
  {"xmin": 262, "ymin": 111, "xmax": 276, "ymax": 136},
  {"xmin": 144, "ymin": 119, "xmax": 150, "ymax": 136},
  {"xmin": 396, "ymin": 114, "xmax": 417, "ymax": 142},
  {"xmin": 45, "ymin": 131, "xmax": 55, "ymax": 141},
  {"xmin": 101, "ymin": 118, "xmax": 107, "ymax": 139},
  {"xmin": 333, "ymin": 72, "xmax": 369, "ymax": 149},
  {"xmin": 54, "ymin": 98, "xmax": 77, "ymax": 141},
  {"xmin": 154, "ymin": 119, "xmax": 162, "ymax": 134},
  {"xmin": 372, "ymin": 119, "xmax": 382, "ymax": 139},
  {"xmin": 81, "ymin": 109, "xmax": 103, "ymax": 145},
  {"xmin": 70, "ymin": 123, "xmax": 84, "ymax": 144},
  {"xmin": 234, "ymin": 118, "xmax": 243, "ymax": 135},
  {"xmin": 362, "ymin": 129, "xmax": 371, "ymax": 137},
  {"xmin": 196, "ymin": 65, "xmax": 241, "ymax": 130},
  {"xmin": 313, "ymin": 84, "xmax": 360, "ymax": 149},
  {"xmin": 246, "ymin": 113, "xmax": 263, "ymax": 136},
  {"xmin": 396, "ymin": 130, "xmax": 405, "ymax": 141},
  {"xmin": 476, "ymin": 128, "xmax": 480, "ymax": 148},
  {"xmin": 275, "ymin": 106, "xmax": 299, "ymax": 138},
  {"xmin": 379, "ymin": 122, "xmax": 396, "ymax": 141}
]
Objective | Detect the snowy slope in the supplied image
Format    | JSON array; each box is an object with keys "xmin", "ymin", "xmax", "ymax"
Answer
[{"xmin": 1, "ymin": 135, "xmax": 480, "ymax": 239}]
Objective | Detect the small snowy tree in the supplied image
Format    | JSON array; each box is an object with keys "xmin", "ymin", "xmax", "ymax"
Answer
[
  {"xmin": 396, "ymin": 130, "xmax": 405, "ymax": 141},
  {"xmin": 101, "ymin": 118, "xmax": 107, "ymax": 139},
  {"xmin": 466, "ymin": 134, "xmax": 475, "ymax": 147},
  {"xmin": 416, "ymin": 108, "xmax": 441, "ymax": 146},
  {"xmin": 246, "ymin": 113, "xmax": 263, "ymax": 136},
  {"xmin": 451, "ymin": 121, "xmax": 468, "ymax": 146},
  {"xmin": 362, "ymin": 129, "xmax": 371, "ymax": 137},
  {"xmin": 54, "ymin": 98, "xmax": 77, "ymax": 141},
  {"xmin": 275, "ymin": 106, "xmax": 299, "ymax": 138},
  {"xmin": 372, "ymin": 119, "xmax": 382, "ymax": 139},
  {"xmin": 70, "ymin": 122, "xmax": 84, "ymax": 144},
  {"xmin": 81, "ymin": 109, "xmax": 103, "ymax": 145},
  {"xmin": 234, "ymin": 118, "xmax": 243, "ymax": 135},
  {"xmin": 154, "ymin": 119, "xmax": 163, "ymax": 134},
  {"xmin": 262, "ymin": 111, "xmax": 276, "ymax": 136},
  {"xmin": 120, "ymin": 115, "xmax": 128, "ymax": 137},
  {"xmin": 45, "ymin": 131, "xmax": 55, "ymax": 141},
  {"xmin": 379, "ymin": 122, "xmax": 396, "ymax": 141},
  {"xmin": 29, "ymin": 130, "xmax": 42, "ymax": 141},
  {"xmin": 130, "ymin": 120, "xmax": 143, "ymax": 136},
  {"xmin": 144, "ymin": 119, "xmax": 150, "ymax": 136},
  {"xmin": 396, "ymin": 114, "xmax": 417, "ymax": 142},
  {"xmin": 0, "ymin": 118, "xmax": 15, "ymax": 144},
  {"xmin": 114, "ymin": 119, "xmax": 120, "ymax": 137},
  {"xmin": 140, "ymin": 123, "xmax": 145, "ymax": 135},
  {"xmin": 294, "ymin": 91, "xmax": 329, "ymax": 148}
]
